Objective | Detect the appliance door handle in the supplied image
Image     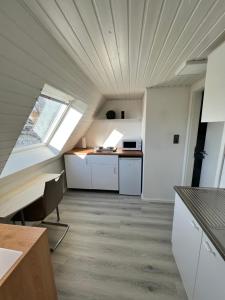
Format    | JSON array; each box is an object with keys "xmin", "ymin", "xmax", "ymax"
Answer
[
  {"xmin": 190, "ymin": 220, "xmax": 200, "ymax": 231},
  {"xmin": 204, "ymin": 241, "xmax": 216, "ymax": 257}
]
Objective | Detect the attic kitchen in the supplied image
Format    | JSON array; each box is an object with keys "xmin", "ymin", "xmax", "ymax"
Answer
[{"xmin": 64, "ymin": 98, "xmax": 143, "ymax": 195}]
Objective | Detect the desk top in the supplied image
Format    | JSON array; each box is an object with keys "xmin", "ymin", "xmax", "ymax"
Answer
[
  {"xmin": 0, "ymin": 173, "xmax": 60, "ymax": 218},
  {"xmin": 0, "ymin": 224, "xmax": 45, "ymax": 286}
]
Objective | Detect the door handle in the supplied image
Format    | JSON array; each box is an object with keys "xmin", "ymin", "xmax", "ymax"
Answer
[{"xmin": 204, "ymin": 241, "xmax": 216, "ymax": 257}]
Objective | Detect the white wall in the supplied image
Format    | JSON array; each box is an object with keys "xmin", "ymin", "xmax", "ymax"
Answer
[
  {"xmin": 83, "ymin": 99, "xmax": 143, "ymax": 148},
  {"xmin": 142, "ymin": 87, "xmax": 190, "ymax": 202},
  {"xmin": 0, "ymin": 0, "xmax": 102, "ymax": 174},
  {"xmin": 202, "ymin": 41, "xmax": 225, "ymax": 122},
  {"xmin": 182, "ymin": 79, "xmax": 205, "ymax": 185},
  {"xmin": 0, "ymin": 157, "xmax": 64, "ymax": 198},
  {"xmin": 200, "ymin": 122, "xmax": 225, "ymax": 187}
]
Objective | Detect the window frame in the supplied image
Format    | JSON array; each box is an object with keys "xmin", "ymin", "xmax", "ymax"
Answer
[{"xmin": 13, "ymin": 94, "xmax": 71, "ymax": 153}]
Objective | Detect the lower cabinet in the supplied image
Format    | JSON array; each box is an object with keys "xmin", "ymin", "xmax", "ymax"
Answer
[
  {"xmin": 64, "ymin": 154, "xmax": 118, "ymax": 191},
  {"xmin": 64, "ymin": 154, "xmax": 92, "ymax": 189},
  {"xmin": 172, "ymin": 194, "xmax": 203, "ymax": 300},
  {"xmin": 193, "ymin": 233, "xmax": 225, "ymax": 300},
  {"xmin": 173, "ymin": 193, "xmax": 225, "ymax": 300},
  {"xmin": 89, "ymin": 155, "xmax": 118, "ymax": 190}
]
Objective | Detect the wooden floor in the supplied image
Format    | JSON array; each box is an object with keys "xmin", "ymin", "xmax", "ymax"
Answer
[{"xmin": 48, "ymin": 190, "xmax": 187, "ymax": 300}]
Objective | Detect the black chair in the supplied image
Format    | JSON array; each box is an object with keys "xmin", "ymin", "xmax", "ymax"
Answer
[{"xmin": 12, "ymin": 171, "xmax": 69, "ymax": 251}]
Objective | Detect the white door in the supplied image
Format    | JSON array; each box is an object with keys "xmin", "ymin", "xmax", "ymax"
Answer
[
  {"xmin": 172, "ymin": 194, "xmax": 203, "ymax": 300},
  {"xmin": 89, "ymin": 155, "xmax": 118, "ymax": 190},
  {"xmin": 193, "ymin": 233, "xmax": 225, "ymax": 300},
  {"xmin": 119, "ymin": 158, "xmax": 142, "ymax": 195},
  {"xmin": 64, "ymin": 154, "xmax": 92, "ymax": 189}
]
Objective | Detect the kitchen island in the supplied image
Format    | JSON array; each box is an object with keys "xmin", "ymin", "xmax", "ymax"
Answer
[
  {"xmin": 173, "ymin": 186, "xmax": 225, "ymax": 300},
  {"xmin": 0, "ymin": 224, "xmax": 57, "ymax": 300}
]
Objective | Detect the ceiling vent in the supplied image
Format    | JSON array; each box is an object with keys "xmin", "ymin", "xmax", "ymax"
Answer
[{"xmin": 175, "ymin": 59, "xmax": 207, "ymax": 76}]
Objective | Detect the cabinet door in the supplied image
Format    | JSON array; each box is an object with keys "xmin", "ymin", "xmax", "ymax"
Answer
[
  {"xmin": 202, "ymin": 42, "xmax": 225, "ymax": 122},
  {"xmin": 119, "ymin": 158, "xmax": 142, "ymax": 195},
  {"xmin": 172, "ymin": 194, "xmax": 203, "ymax": 300},
  {"xmin": 90, "ymin": 155, "xmax": 118, "ymax": 190},
  {"xmin": 193, "ymin": 233, "xmax": 225, "ymax": 300},
  {"xmin": 64, "ymin": 154, "xmax": 92, "ymax": 189}
]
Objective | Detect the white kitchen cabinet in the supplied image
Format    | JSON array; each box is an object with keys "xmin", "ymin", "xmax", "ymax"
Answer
[
  {"xmin": 119, "ymin": 158, "xmax": 142, "ymax": 195},
  {"xmin": 172, "ymin": 194, "xmax": 203, "ymax": 300},
  {"xmin": 64, "ymin": 154, "xmax": 92, "ymax": 189},
  {"xmin": 65, "ymin": 154, "xmax": 118, "ymax": 191},
  {"xmin": 89, "ymin": 155, "xmax": 118, "ymax": 190},
  {"xmin": 193, "ymin": 233, "xmax": 225, "ymax": 300},
  {"xmin": 202, "ymin": 42, "xmax": 225, "ymax": 122}
]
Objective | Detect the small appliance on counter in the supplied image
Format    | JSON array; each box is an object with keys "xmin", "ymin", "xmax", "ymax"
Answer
[
  {"xmin": 95, "ymin": 146, "xmax": 117, "ymax": 153},
  {"xmin": 122, "ymin": 139, "xmax": 142, "ymax": 151}
]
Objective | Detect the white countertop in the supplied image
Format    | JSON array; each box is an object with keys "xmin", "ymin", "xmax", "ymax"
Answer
[{"xmin": 0, "ymin": 248, "xmax": 23, "ymax": 280}]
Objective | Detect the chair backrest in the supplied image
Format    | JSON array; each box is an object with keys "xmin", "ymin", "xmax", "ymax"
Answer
[
  {"xmin": 42, "ymin": 171, "xmax": 64, "ymax": 216},
  {"xmin": 15, "ymin": 171, "xmax": 65, "ymax": 222}
]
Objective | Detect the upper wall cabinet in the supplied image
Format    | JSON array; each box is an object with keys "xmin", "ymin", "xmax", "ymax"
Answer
[{"xmin": 202, "ymin": 42, "xmax": 225, "ymax": 122}]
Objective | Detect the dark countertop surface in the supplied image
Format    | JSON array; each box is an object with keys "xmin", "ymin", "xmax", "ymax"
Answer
[
  {"xmin": 174, "ymin": 186, "xmax": 225, "ymax": 260},
  {"xmin": 65, "ymin": 148, "xmax": 143, "ymax": 157}
]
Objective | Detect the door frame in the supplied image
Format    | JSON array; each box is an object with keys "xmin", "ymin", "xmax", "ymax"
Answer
[
  {"xmin": 182, "ymin": 78, "xmax": 225, "ymax": 187},
  {"xmin": 182, "ymin": 80, "xmax": 205, "ymax": 186}
]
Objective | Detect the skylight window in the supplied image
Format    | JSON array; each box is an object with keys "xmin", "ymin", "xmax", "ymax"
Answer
[
  {"xmin": 15, "ymin": 95, "xmax": 67, "ymax": 148},
  {"xmin": 49, "ymin": 107, "xmax": 82, "ymax": 151}
]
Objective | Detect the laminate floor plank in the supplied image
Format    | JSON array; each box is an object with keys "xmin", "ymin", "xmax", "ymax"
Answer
[{"xmin": 49, "ymin": 190, "xmax": 187, "ymax": 300}]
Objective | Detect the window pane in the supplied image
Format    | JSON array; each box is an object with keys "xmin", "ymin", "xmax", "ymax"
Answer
[
  {"xmin": 49, "ymin": 107, "xmax": 82, "ymax": 151},
  {"xmin": 15, "ymin": 96, "xmax": 67, "ymax": 148}
]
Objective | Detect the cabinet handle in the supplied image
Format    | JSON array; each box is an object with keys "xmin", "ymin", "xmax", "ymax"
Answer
[
  {"xmin": 114, "ymin": 167, "xmax": 116, "ymax": 174},
  {"xmin": 190, "ymin": 220, "xmax": 200, "ymax": 231},
  {"xmin": 204, "ymin": 241, "xmax": 216, "ymax": 257}
]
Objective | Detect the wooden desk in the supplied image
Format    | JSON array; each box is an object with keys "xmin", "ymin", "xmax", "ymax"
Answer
[
  {"xmin": 0, "ymin": 224, "xmax": 57, "ymax": 300},
  {"xmin": 0, "ymin": 173, "xmax": 60, "ymax": 218}
]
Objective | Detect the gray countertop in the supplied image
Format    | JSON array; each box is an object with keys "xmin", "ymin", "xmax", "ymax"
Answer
[{"xmin": 174, "ymin": 186, "xmax": 225, "ymax": 260}]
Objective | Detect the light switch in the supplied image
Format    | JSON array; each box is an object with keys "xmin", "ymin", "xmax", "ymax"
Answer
[{"xmin": 173, "ymin": 134, "xmax": 179, "ymax": 144}]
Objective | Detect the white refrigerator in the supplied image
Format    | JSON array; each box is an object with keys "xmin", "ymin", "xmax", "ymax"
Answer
[{"xmin": 119, "ymin": 157, "xmax": 142, "ymax": 195}]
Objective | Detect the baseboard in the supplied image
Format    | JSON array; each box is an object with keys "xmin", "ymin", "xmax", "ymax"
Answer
[{"xmin": 141, "ymin": 195, "xmax": 174, "ymax": 203}]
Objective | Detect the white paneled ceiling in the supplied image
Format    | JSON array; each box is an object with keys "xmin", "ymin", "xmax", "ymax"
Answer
[{"xmin": 23, "ymin": 0, "xmax": 225, "ymax": 97}]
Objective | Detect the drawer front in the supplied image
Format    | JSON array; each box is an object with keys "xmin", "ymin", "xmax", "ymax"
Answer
[
  {"xmin": 193, "ymin": 233, "xmax": 225, "ymax": 300},
  {"xmin": 172, "ymin": 194, "xmax": 203, "ymax": 300},
  {"xmin": 88, "ymin": 155, "xmax": 118, "ymax": 165}
]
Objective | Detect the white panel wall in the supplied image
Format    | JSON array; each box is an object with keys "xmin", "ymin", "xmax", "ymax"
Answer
[
  {"xmin": 0, "ymin": 158, "xmax": 64, "ymax": 199},
  {"xmin": 83, "ymin": 99, "xmax": 143, "ymax": 148},
  {"xmin": 142, "ymin": 87, "xmax": 190, "ymax": 202},
  {"xmin": 0, "ymin": 0, "xmax": 102, "ymax": 174}
]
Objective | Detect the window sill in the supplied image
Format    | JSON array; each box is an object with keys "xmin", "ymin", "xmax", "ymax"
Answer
[
  {"xmin": 12, "ymin": 143, "xmax": 46, "ymax": 154},
  {"xmin": 0, "ymin": 145, "xmax": 60, "ymax": 178}
]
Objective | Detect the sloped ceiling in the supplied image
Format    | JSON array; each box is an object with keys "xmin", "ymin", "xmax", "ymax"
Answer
[
  {"xmin": 0, "ymin": 0, "xmax": 103, "ymax": 173},
  {"xmin": 24, "ymin": 0, "xmax": 225, "ymax": 97}
]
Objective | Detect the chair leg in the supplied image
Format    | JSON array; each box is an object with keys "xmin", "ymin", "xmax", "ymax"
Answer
[
  {"xmin": 41, "ymin": 221, "xmax": 69, "ymax": 252},
  {"xmin": 20, "ymin": 210, "xmax": 26, "ymax": 226},
  {"xmin": 56, "ymin": 206, "xmax": 60, "ymax": 222}
]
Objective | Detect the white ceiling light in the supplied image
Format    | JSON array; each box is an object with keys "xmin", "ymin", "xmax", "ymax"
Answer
[{"xmin": 175, "ymin": 59, "xmax": 207, "ymax": 76}]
